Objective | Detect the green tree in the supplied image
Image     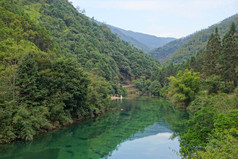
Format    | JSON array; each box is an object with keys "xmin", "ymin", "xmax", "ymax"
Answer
[
  {"xmin": 51, "ymin": 58, "xmax": 90, "ymax": 118},
  {"xmin": 88, "ymin": 74, "xmax": 111, "ymax": 116},
  {"xmin": 220, "ymin": 22, "xmax": 238, "ymax": 88},
  {"xmin": 168, "ymin": 69, "xmax": 200, "ymax": 107},
  {"xmin": 204, "ymin": 28, "xmax": 221, "ymax": 76},
  {"xmin": 149, "ymin": 80, "xmax": 161, "ymax": 96},
  {"xmin": 179, "ymin": 106, "xmax": 217, "ymax": 157},
  {"xmin": 194, "ymin": 129, "xmax": 238, "ymax": 159},
  {"xmin": 186, "ymin": 110, "xmax": 238, "ymax": 159},
  {"xmin": 16, "ymin": 53, "xmax": 41, "ymax": 107}
]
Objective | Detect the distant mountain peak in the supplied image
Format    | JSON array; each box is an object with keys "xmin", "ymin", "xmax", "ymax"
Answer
[{"xmin": 94, "ymin": 20, "xmax": 176, "ymax": 52}]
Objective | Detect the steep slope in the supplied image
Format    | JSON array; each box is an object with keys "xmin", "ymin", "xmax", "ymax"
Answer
[
  {"xmin": 150, "ymin": 14, "xmax": 238, "ymax": 64},
  {"xmin": 107, "ymin": 24, "xmax": 151, "ymax": 52},
  {"xmin": 0, "ymin": 0, "xmax": 115, "ymax": 143},
  {"xmin": 149, "ymin": 35, "xmax": 192, "ymax": 62},
  {"xmin": 119, "ymin": 29, "xmax": 175, "ymax": 49},
  {"xmin": 19, "ymin": 0, "xmax": 159, "ymax": 82},
  {"xmin": 0, "ymin": 0, "xmax": 160, "ymax": 143},
  {"xmin": 166, "ymin": 14, "xmax": 238, "ymax": 64}
]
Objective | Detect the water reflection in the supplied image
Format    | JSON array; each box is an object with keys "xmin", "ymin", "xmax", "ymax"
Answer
[
  {"xmin": 107, "ymin": 121, "xmax": 180, "ymax": 159},
  {"xmin": 0, "ymin": 97, "xmax": 188, "ymax": 159}
]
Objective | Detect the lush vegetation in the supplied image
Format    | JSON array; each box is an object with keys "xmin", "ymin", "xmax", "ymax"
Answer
[
  {"xmin": 167, "ymin": 14, "xmax": 238, "ymax": 65},
  {"xmin": 168, "ymin": 69, "xmax": 200, "ymax": 107},
  {"xmin": 149, "ymin": 35, "xmax": 192, "ymax": 62},
  {"xmin": 105, "ymin": 23, "xmax": 151, "ymax": 52},
  {"xmin": 163, "ymin": 23, "xmax": 238, "ymax": 158},
  {"xmin": 26, "ymin": 0, "xmax": 159, "ymax": 82},
  {"xmin": 0, "ymin": 1, "xmax": 237, "ymax": 159},
  {"xmin": 0, "ymin": 98, "xmax": 188, "ymax": 159},
  {"xmin": 133, "ymin": 61, "xmax": 184, "ymax": 96},
  {"xmin": 0, "ymin": 0, "xmax": 159, "ymax": 143}
]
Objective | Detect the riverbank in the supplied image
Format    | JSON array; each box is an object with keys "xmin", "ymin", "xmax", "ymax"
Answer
[{"xmin": 0, "ymin": 97, "xmax": 184, "ymax": 159}]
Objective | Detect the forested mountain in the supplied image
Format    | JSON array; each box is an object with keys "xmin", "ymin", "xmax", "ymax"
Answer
[
  {"xmin": 0, "ymin": 0, "xmax": 159, "ymax": 143},
  {"xmin": 19, "ymin": 0, "xmax": 160, "ymax": 83},
  {"xmin": 94, "ymin": 22, "xmax": 150, "ymax": 52},
  {"xmin": 150, "ymin": 14, "xmax": 238, "ymax": 64},
  {"xmin": 103, "ymin": 23, "xmax": 175, "ymax": 52},
  {"xmin": 136, "ymin": 22, "xmax": 238, "ymax": 158},
  {"xmin": 167, "ymin": 23, "xmax": 238, "ymax": 158},
  {"xmin": 149, "ymin": 35, "xmax": 192, "ymax": 62}
]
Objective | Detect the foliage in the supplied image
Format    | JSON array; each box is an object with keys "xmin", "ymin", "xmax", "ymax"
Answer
[
  {"xmin": 194, "ymin": 129, "xmax": 238, "ymax": 159},
  {"xmin": 149, "ymin": 80, "xmax": 162, "ymax": 96},
  {"xmin": 150, "ymin": 14, "xmax": 238, "ymax": 64},
  {"xmin": 168, "ymin": 69, "xmax": 200, "ymax": 107},
  {"xmin": 187, "ymin": 95, "xmax": 216, "ymax": 113},
  {"xmin": 151, "ymin": 63, "xmax": 179, "ymax": 87},
  {"xmin": 181, "ymin": 110, "xmax": 238, "ymax": 159},
  {"xmin": 1, "ymin": 0, "xmax": 157, "ymax": 143},
  {"xmin": 204, "ymin": 28, "xmax": 221, "ymax": 76},
  {"xmin": 152, "ymin": 21, "xmax": 238, "ymax": 159},
  {"xmin": 179, "ymin": 105, "xmax": 217, "ymax": 157},
  {"xmin": 164, "ymin": 14, "xmax": 238, "ymax": 64},
  {"xmin": 179, "ymin": 87, "xmax": 238, "ymax": 158},
  {"xmin": 87, "ymin": 74, "xmax": 111, "ymax": 116},
  {"xmin": 27, "ymin": 0, "xmax": 160, "ymax": 81},
  {"xmin": 0, "ymin": 98, "xmax": 187, "ymax": 159},
  {"xmin": 149, "ymin": 35, "xmax": 192, "ymax": 62},
  {"xmin": 213, "ymin": 87, "xmax": 238, "ymax": 114},
  {"xmin": 175, "ymin": 24, "xmax": 238, "ymax": 94},
  {"xmin": 202, "ymin": 75, "xmax": 223, "ymax": 94},
  {"xmin": 220, "ymin": 22, "xmax": 238, "ymax": 88},
  {"xmin": 133, "ymin": 78, "xmax": 161, "ymax": 96}
]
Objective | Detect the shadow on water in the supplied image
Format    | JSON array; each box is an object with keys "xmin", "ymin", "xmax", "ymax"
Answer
[{"xmin": 0, "ymin": 97, "xmax": 189, "ymax": 159}]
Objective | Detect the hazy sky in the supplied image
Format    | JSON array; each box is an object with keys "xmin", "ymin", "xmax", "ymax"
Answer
[{"xmin": 70, "ymin": 0, "xmax": 238, "ymax": 38}]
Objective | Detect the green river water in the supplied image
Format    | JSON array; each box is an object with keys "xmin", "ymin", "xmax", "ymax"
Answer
[{"xmin": 0, "ymin": 97, "xmax": 189, "ymax": 159}]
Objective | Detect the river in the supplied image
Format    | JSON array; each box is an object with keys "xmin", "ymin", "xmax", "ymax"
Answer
[{"xmin": 0, "ymin": 97, "xmax": 189, "ymax": 159}]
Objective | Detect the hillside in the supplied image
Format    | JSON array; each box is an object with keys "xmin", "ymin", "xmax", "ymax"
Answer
[
  {"xmin": 0, "ymin": 0, "xmax": 159, "ymax": 143},
  {"xmin": 105, "ymin": 24, "xmax": 175, "ymax": 52},
  {"xmin": 106, "ymin": 24, "xmax": 150, "ymax": 52},
  {"xmin": 149, "ymin": 35, "xmax": 192, "ymax": 62},
  {"xmin": 23, "ymin": 0, "xmax": 160, "ymax": 81},
  {"xmin": 150, "ymin": 14, "xmax": 238, "ymax": 64}
]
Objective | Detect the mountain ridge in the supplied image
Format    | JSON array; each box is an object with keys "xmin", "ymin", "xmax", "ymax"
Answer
[
  {"xmin": 149, "ymin": 14, "xmax": 238, "ymax": 64},
  {"xmin": 95, "ymin": 20, "xmax": 176, "ymax": 52}
]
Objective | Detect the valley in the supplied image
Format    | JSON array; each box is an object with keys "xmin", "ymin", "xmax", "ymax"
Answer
[{"xmin": 0, "ymin": 0, "xmax": 237, "ymax": 159}]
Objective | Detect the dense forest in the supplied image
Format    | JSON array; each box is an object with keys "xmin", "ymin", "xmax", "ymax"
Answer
[
  {"xmin": 0, "ymin": 0, "xmax": 237, "ymax": 158},
  {"xmin": 0, "ymin": 0, "xmax": 159, "ymax": 143},
  {"xmin": 149, "ymin": 35, "xmax": 192, "ymax": 62},
  {"xmin": 139, "ymin": 23, "xmax": 238, "ymax": 158}
]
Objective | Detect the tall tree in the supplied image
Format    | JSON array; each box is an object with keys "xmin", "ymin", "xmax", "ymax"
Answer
[
  {"xmin": 220, "ymin": 23, "xmax": 238, "ymax": 87},
  {"xmin": 16, "ymin": 54, "xmax": 41, "ymax": 107},
  {"xmin": 204, "ymin": 28, "xmax": 221, "ymax": 76},
  {"xmin": 168, "ymin": 69, "xmax": 200, "ymax": 107}
]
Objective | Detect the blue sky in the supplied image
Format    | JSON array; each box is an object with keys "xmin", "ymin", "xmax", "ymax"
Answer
[{"xmin": 70, "ymin": 0, "xmax": 238, "ymax": 38}]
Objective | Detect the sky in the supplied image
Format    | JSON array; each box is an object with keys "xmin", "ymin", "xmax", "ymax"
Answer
[{"xmin": 70, "ymin": 0, "xmax": 238, "ymax": 38}]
